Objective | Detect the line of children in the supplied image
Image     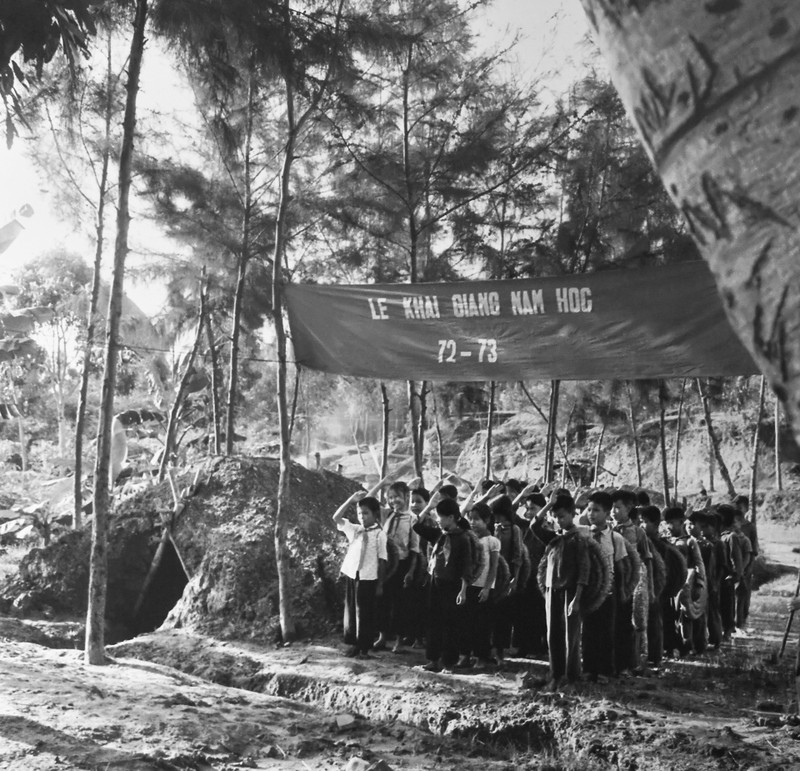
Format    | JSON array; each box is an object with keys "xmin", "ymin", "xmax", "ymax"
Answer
[{"xmin": 332, "ymin": 476, "xmax": 757, "ymax": 680}]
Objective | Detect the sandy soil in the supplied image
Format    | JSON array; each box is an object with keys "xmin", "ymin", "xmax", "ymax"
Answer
[{"xmin": 2, "ymin": 522, "xmax": 800, "ymax": 771}]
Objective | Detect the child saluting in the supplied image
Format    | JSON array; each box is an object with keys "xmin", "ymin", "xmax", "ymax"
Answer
[{"xmin": 333, "ymin": 489, "xmax": 388, "ymax": 660}]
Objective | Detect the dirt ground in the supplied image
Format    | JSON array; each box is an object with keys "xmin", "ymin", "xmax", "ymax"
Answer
[{"xmin": 2, "ymin": 521, "xmax": 800, "ymax": 770}]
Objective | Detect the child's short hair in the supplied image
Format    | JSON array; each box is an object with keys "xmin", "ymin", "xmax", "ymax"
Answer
[
  {"xmin": 716, "ymin": 503, "xmax": 737, "ymax": 528},
  {"xmin": 505, "ymin": 478, "xmax": 523, "ymax": 496},
  {"xmin": 640, "ymin": 505, "xmax": 662, "ymax": 525},
  {"xmin": 480, "ymin": 479, "xmax": 497, "ymax": 493},
  {"xmin": 440, "ymin": 484, "xmax": 459, "ymax": 500},
  {"xmin": 388, "ymin": 480, "xmax": 410, "ymax": 498},
  {"xmin": 490, "ymin": 494, "xmax": 515, "ymax": 523},
  {"xmin": 359, "ymin": 496, "xmax": 381, "ymax": 516},
  {"xmin": 436, "ymin": 497, "xmax": 460, "ymax": 519},
  {"xmin": 588, "ymin": 491, "xmax": 613, "ymax": 511},
  {"xmin": 688, "ymin": 509, "xmax": 709, "ymax": 525},
  {"xmin": 662, "ymin": 506, "xmax": 686, "ymax": 523},
  {"xmin": 469, "ymin": 502, "xmax": 491, "ymax": 522},
  {"xmin": 552, "ymin": 494, "xmax": 575, "ymax": 515},
  {"xmin": 411, "ymin": 486, "xmax": 430, "ymax": 502},
  {"xmin": 611, "ymin": 489, "xmax": 637, "ymax": 507},
  {"xmin": 733, "ymin": 494, "xmax": 749, "ymax": 509},
  {"xmin": 526, "ymin": 492, "xmax": 547, "ymax": 508},
  {"xmin": 636, "ymin": 490, "xmax": 651, "ymax": 506}
]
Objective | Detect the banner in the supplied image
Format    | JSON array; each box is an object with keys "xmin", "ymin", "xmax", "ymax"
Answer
[{"xmin": 285, "ymin": 261, "xmax": 758, "ymax": 381}]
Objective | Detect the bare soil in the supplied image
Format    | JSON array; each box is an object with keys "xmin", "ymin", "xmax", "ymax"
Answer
[{"xmin": 2, "ymin": 521, "xmax": 800, "ymax": 771}]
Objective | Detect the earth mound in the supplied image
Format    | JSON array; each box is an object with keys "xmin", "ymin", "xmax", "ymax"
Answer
[{"xmin": 0, "ymin": 456, "xmax": 360, "ymax": 643}]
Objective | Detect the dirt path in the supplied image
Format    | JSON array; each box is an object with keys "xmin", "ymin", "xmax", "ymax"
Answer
[{"xmin": 1, "ymin": 521, "xmax": 800, "ymax": 770}]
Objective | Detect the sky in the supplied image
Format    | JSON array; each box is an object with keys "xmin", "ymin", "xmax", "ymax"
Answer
[{"xmin": 0, "ymin": 0, "xmax": 593, "ymax": 315}]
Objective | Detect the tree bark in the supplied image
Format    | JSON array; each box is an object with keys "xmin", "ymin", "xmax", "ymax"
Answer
[
  {"xmin": 432, "ymin": 391, "xmax": 444, "ymax": 480},
  {"xmin": 658, "ymin": 381, "xmax": 670, "ymax": 506},
  {"xmin": 750, "ymin": 374, "xmax": 766, "ymax": 527},
  {"xmin": 86, "ymin": 0, "xmax": 148, "ymax": 666},
  {"xmin": 626, "ymin": 381, "xmax": 643, "ymax": 488},
  {"xmin": 518, "ymin": 381, "xmax": 576, "ymax": 487},
  {"xmin": 673, "ymin": 378, "xmax": 687, "ymax": 504},
  {"xmin": 484, "ymin": 380, "xmax": 496, "ymax": 480},
  {"xmin": 695, "ymin": 378, "xmax": 737, "ymax": 499},
  {"xmin": 775, "ymin": 394, "xmax": 783, "ymax": 491},
  {"xmin": 380, "ymin": 382, "xmax": 390, "ymax": 479},
  {"xmin": 72, "ymin": 31, "xmax": 114, "ymax": 529},
  {"xmin": 201, "ymin": 282, "xmax": 221, "ymax": 456},
  {"xmin": 224, "ymin": 66, "xmax": 255, "ymax": 457},
  {"xmin": 593, "ymin": 420, "xmax": 607, "ymax": 488},
  {"xmin": 544, "ymin": 379, "xmax": 560, "ymax": 483},
  {"xmin": 579, "ymin": 0, "xmax": 800, "ymax": 446},
  {"xmin": 158, "ymin": 276, "xmax": 207, "ymax": 482}
]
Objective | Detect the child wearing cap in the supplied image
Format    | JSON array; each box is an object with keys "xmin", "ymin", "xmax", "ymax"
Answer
[{"xmin": 717, "ymin": 504, "xmax": 744, "ymax": 643}]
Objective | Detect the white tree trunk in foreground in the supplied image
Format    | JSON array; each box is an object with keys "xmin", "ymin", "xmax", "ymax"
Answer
[{"xmin": 580, "ymin": 0, "xmax": 800, "ymax": 443}]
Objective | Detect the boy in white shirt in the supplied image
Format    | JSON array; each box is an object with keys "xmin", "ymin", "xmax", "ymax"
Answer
[{"xmin": 333, "ymin": 491, "xmax": 388, "ymax": 659}]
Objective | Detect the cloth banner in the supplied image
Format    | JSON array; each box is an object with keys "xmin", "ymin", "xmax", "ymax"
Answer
[{"xmin": 285, "ymin": 261, "xmax": 758, "ymax": 381}]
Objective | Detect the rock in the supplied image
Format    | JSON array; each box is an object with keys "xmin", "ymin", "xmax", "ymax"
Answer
[
  {"xmin": 344, "ymin": 759, "xmax": 393, "ymax": 771},
  {"xmin": 335, "ymin": 713, "xmax": 357, "ymax": 730}
]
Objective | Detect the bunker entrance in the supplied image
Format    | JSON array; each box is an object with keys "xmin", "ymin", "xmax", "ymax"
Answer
[{"xmin": 130, "ymin": 535, "xmax": 189, "ymax": 637}]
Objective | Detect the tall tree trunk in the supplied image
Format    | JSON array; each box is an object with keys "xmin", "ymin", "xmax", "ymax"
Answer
[
  {"xmin": 408, "ymin": 380, "xmax": 422, "ymax": 478},
  {"xmin": 73, "ymin": 31, "xmax": 113, "ymax": 529},
  {"xmin": 579, "ymin": 0, "xmax": 800, "ymax": 448},
  {"xmin": 86, "ymin": 0, "xmax": 148, "ymax": 666},
  {"xmin": 673, "ymin": 378, "xmax": 687, "ymax": 504},
  {"xmin": 518, "ymin": 381, "xmax": 576, "ymax": 487},
  {"xmin": 380, "ymin": 382, "xmax": 390, "ymax": 479},
  {"xmin": 544, "ymin": 379, "xmax": 560, "ymax": 483},
  {"xmin": 592, "ymin": 420, "xmax": 607, "ymax": 488},
  {"xmin": 625, "ymin": 381, "xmax": 643, "ymax": 488},
  {"xmin": 158, "ymin": 277, "xmax": 207, "ymax": 482},
  {"xmin": 695, "ymin": 378, "xmax": 737, "ymax": 499},
  {"xmin": 484, "ymin": 380, "xmax": 496, "ymax": 480},
  {"xmin": 432, "ymin": 391, "xmax": 444, "ymax": 480},
  {"xmin": 658, "ymin": 381, "xmax": 670, "ymax": 506},
  {"xmin": 201, "ymin": 282, "xmax": 221, "ymax": 456},
  {"xmin": 225, "ymin": 65, "xmax": 255, "ymax": 456},
  {"xmin": 749, "ymin": 375, "xmax": 766, "ymax": 529},
  {"xmin": 775, "ymin": 394, "xmax": 783, "ymax": 491}
]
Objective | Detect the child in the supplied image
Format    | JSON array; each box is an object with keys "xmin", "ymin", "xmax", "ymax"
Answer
[
  {"xmin": 541, "ymin": 494, "xmax": 589, "ymax": 690},
  {"xmin": 731, "ymin": 502, "xmax": 754, "ymax": 635},
  {"xmin": 718, "ymin": 504, "xmax": 744, "ymax": 642},
  {"xmin": 664, "ymin": 506, "xmax": 707, "ymax": 656},
  {"xmin": 582, "ymin": 490, "xmax": 628, "ymax": 680},
  {"xmin": 612, "ymin": 489, "xmax": 652, "ymax": 674},
  {"xmin": 333, "ymin": 491, "xmax": 388, "ymax": 659},
  {"xmin": 490, "ymin": 495, "xmax": 529, "ymax": 663},
  {"xmin": 459, "ymin": 502, "xmax": 500, "ymax": 669},
  {"xmin": 693, "ymin": 509, "xmax": 724, "ymax": 649},
  {"xmin": 412, "ymin": 497, "xmax": 472, "ymax": 673},
  {"xmin": 375, "ymin": 481, "xmax": 421, "ymax": 653},
  {"xmin": 640, "ymin": 505, "xmax": 668, "ymax": 666}
]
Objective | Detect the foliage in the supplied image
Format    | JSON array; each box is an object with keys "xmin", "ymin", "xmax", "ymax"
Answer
[{"xmin": 0, "ymin": 0, "xmax": 98, "ymax": 146}]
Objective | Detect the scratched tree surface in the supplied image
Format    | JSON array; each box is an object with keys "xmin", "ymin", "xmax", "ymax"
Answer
[{"xmin": 579, "ymin": 0, "xmax": 800, "ymax": 442}]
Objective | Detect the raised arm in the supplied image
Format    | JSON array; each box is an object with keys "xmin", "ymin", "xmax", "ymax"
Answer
[{"xmin": 333, "ymin": 489, "xmax": 366, "ymax": 525}]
